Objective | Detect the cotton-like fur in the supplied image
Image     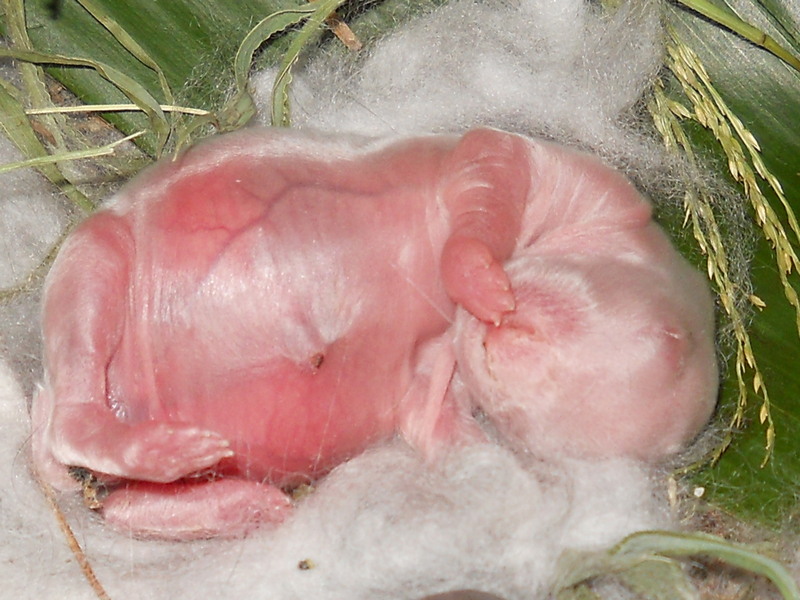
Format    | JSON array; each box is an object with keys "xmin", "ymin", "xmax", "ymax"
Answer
[
  {"xmin": 252, "ymin": 0, "xmax": 664, "ymax": 167},
  {"xmin": 1, "ymin": 356, "xmax": 669, "ymax": 598},
  {"xmin": 0, "ymin": 0, "xmax": 712, "ymax": 597}
]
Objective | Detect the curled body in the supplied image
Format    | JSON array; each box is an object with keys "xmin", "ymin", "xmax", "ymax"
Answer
[{"xmin": 31, "ymin": 127, "xmax": 718, "ymax": 539}]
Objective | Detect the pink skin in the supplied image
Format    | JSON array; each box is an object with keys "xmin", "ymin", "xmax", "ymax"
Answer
[
  {"xmin": 31, "ymin": 128, "xmax": 718, "ymax": 539},
  {"xmin": 452, "ymin": 143, "xmax": 718, "ymax": 458}
]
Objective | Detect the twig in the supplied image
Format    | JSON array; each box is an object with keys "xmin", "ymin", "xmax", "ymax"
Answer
[
  {"xmin": 307, "ymin": 0, "xmax": 362, "ymax": 51},
  {"xmin": 326, "ymin": 13, "xmax": 362, "ymax": 51},
  {"xmin": 36, "ymin": 474, "xmax": 112, "ymax": 600}
]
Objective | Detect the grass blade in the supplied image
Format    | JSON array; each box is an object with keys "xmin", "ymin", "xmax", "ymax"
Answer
[
  {"xmin": 674, "ymin": 0, "xmax": 800, "ymax": 72},
  {"xmin": 0, "ymin": 77, "xmax": 91, "ymax": 210},
  {"xmin": 0, "ymin": 131, "xmax": 142, "ymax": 174},
  {"xmin": 224, "ymin": 6, "xmax": 320, "ymax": 130},
  {"xmin": 72, "ymin": 0, "xmax": 174, "ymax": 105},
  {"xmin": 616, "ymin": 531, "xmax": 800, "ymax": 600},
  {"xmin": 271, "ymin": 0, "xmax": 349, "ymax": 126},
  {"xmin": 0, "ymin": 46, "xmax": 170, "ymax": 153}
]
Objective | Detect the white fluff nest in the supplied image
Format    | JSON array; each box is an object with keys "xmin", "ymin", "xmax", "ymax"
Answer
[{"xmin": 0, "ymin": 0, "xmax": 698, "ymax": 598}]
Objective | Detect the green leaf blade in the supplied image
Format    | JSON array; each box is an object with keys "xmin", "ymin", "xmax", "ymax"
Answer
[{"xmin": 667, "ymin": 2, "xmax": 800, "ymax": 532}]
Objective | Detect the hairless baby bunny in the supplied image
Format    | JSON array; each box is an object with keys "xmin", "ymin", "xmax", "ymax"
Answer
[{"xmin": 31, "ymin": 127, "xmax": 718, "ymax": 539}]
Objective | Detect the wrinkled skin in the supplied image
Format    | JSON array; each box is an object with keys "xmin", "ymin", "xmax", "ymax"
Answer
[{"xmin": 31, "ymin": 128, "xmax": 718, "ymax": 539}]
